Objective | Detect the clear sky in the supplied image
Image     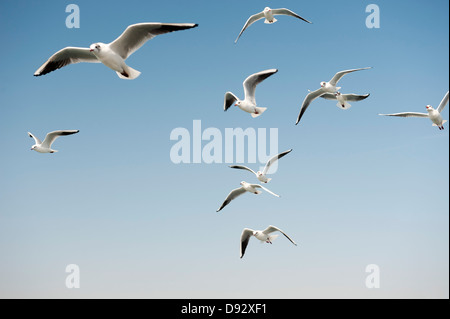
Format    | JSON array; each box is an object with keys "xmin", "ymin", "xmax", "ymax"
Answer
[{"xmin": 0, "ymin": 0, "xmax": 448, "ymax": 299}]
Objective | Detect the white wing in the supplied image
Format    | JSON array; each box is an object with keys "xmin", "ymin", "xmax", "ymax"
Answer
[
  {"xmin": 28, "ymin": 132, "xmax": 42, "ymax": 145},
  {"xmin": 34, "ymin": 47, "xmax": 99, "ymax": 76},
  {"xmin": 235, "ymin": 12, "xmax": 265, "ymax": 43},
  {"xmin": 262, "ymin": 149, "xmax": 293, "ymax": 175},
  {"xmin": 262, "ymin": 225, "xmax": 297, "ymax": 246},
  {"xmin": 229, "ymin": 165, "xmax": 257, "ymax": 176},
  {"xmin": 329, "ymin": 67, "xmax": 372, "ymax": 86},
  {"xmin": 296, "ymin": 88, "xmax": 325, "ymax": 125},
  {"xmin": 437, "ymin": 91, "xmax": 449, "ymax": 113},
  {"xmin": 109, "ymin": 23, "xmax": 198, "ymax": 59},
  {"xmin": 379, "ymin": 112, "xmax": 429, "ymax": 118},
  {"xmin": 252, "ymin": 184, "xmax": 280, "ymax": 197},
  {"xmin": 320, "ymin": 93, "xmax": 370, "ymax": 102},
  {"xmin": 216, "ymin": 187, "xmax": 247, "ymax": 212},
  {"xmin": 224, "ymin": 92, "xmax": 239, "ymax": 111},
  {"xmin": 271, "ymin": 8, "xmax": 312, "ymax": 24},
  {"xmin": 41, "ymin": 130, "xmax": 79, "ymax": 149},
  {"xmin": 243, "ymin": 69, "xmax": 278, "ymax": 105},
  {"xmin": 240, "ymin": 228, "xmax": 254, "ymax": 258}
]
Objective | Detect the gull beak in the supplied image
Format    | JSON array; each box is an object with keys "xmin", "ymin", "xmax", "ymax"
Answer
[{"xmin": 89, "ymin": 49, "xmax": 94, "ymax": 52}]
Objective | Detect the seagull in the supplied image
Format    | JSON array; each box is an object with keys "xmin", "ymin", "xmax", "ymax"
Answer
[
  {"xmin": 319, "ymin": 92, "xmax": 370, "ymax": 110},
  {"xmin": 296, "ymin": 67, "xmax": 372, "ymax": 125},
  {"xmin": 379, "ymin": 91, "xmax": 449, "ymax": 130},
  {"xmin": 224, "ymin": 69, "xmax": 278, "ymax": 118},
  {"xmin": 240, "ymin": 225, "xmax": 297, "ymax": 259},
  {"xmin": 28, "ymin": 130, "xmax": 79, "ymax": 153},
  {"xmin": 216, "ymin": 181, "xmax": 280, "ymax": 212},
  {"xmin": 229, "ymin": 149, "xmax": 293, "ymax": 183},
  {"xmin": 34, "ymin": 23, "xmax": 198, "ymax": 79},
  {"xmin": 235, "ymin": 7, "xmax": 312, "ymax": 43}
]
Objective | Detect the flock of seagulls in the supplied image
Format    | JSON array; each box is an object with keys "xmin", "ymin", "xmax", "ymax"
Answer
[{"xmin": 29, "ymin": 5, "xmax": 448, "ymax": 259}]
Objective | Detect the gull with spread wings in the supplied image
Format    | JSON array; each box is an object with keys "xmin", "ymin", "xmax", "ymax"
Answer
[
  {"xmin": 216, "ymin": 181, "xmax": 280, "ymax": 212},
  {"xmin": 224, "ymin": 69, "xmax": 278, "ymax": 118},
  {"xmin": 296, "ymin": 67, "xmax": 372, "ymax": 125},
  {"xmin": 240, "ymin": 225, "xmax": 298, "ymax": 259},
  {"xmin": 235, "ymin": 7, "xmax": 312, "ymax": 43},
  {"xmin": 379, "ymin": 91, "xmax": 449, "ymax": 130},
  {"xmin": 28, "ymin": 130, "xmax": 79, "ymax": 153},
  {"xmin": 34, "ymin": 22, "xmax": 198, "ymax": 79},
  {"xmin": 229, "ymin": 149, "xmax": 293, "ymax": 183}
]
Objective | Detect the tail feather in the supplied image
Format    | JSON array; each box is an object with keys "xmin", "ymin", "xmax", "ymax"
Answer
[
  {"xmin": 337, "ymin": 101, "xmax": 352, "ymax": 110},
  {"xmin": 269, "ymin": 234, "xmax": 279, "ymax": 242},
  {"xmin": 251, "ymin": 107, "xmax": 267, "ymax": 118},
  {"xmin": 264, "ymin": 18, "xmax": 278, "ymax": 24},
  {"xmin": 116, "ymin": 66, "xmax": 141, "ymax": 80}
]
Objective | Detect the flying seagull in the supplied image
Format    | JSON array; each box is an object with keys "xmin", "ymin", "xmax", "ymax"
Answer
[
  {"xmin": 235, "ymin": 7, "xmax": 312, "ymax": 43},
  {"xmin": 379, "ymin": 91, "xmax": 449, "ymax": 130},
  {"xmin": 296, "ymin": 67, "xmax": 372, "ymax": 125},
  {"xmin": 34, "ymin": 23, "xmax": 198, "ymax": 79},
  {"xmin": 320, "ymin": 92, "xmax": 370, "ymax": 110},
  {"xmin": 240, "ymin": 225, "xmax": 297, "ymax": 259},
  {"xmin": 224, "ymin": 69, "xmax": 278, "ymax": 118},
  {"xmin": 229, "ymin": 149, "xmax": 293, "ymax": 183},
  {"xmin": 28, "ymin": 130, "xmax": 79, "ymax": 153},
  {"xmin": 216, "ymin": 181, "xmax": 280, "ymax": 212}
]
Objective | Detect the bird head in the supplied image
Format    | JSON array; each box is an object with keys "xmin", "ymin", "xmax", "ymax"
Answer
[
  {"xmin": 235, "ymin": 101, "xmax": 241, "ymax": 107},
  {"xmin": 335, "ymin": 92, "xmax": 341, "ymax": 96},
  {"xmin": 264, "ymin": 7, "xmax": 271, "ymax": 13},
  {"xmin": 31, "ymin": 145, "xmax": 36, "ymax": 151},
  {"xmin": 320, "ymin": 81, "xmax": 326, "ymax": 88},
  {"xmin": 256, "ymin": 171, "xmax": 263, "ymax": 176},
  {"xmin": 89, "ymin": 43, "xmax": 103, "ymax": 53},
  {"xmin": 425, "ymin": 105, "xmax": 433, "ymax": 112}
]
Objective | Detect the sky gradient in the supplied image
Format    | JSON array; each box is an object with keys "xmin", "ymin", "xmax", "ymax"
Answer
[{"xmin": 0, "ymin": 0, "xmax": 448, "ymax": 298}]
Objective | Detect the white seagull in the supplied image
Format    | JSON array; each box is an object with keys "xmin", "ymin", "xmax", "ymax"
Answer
[
  {"xmin": 224, "ymin": 69, "xmax": 278, "ymax": 118},
  {"xmin": 34, "ymin": 23, "xmax": 198, "ymax": 80},
  {"xmin": 379, "ymin": 91, "xmax": 449, "ymax": 130},
  {"xmin": 235, "ymin": 7, "xmax": 312, "ymax": 43},
  {"xmin": 28, "ymin": 130, "xmax": 79, "ymax": 153},
  {"xmin": 320, "ymin": 92, "xmax": 370, "ymax": 110},
  {"xmin": 229, "ymin": 149, "xmax": 293, "ymax": 183},
  {"xmin": 240, "ymin": 225, "xmax": 297, "ymax": 259},
  {"xmin": 216, "ymin": 181, "xmax": 280, "ymax": 212},
  {"xmin": 296, "ymin": 67, "xmax": 372, "ymax": 125}
]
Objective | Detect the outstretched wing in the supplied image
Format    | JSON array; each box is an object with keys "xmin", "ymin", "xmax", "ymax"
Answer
[
  {"xmin": 41, "ymin": 130, "xmax": 79, "ymax": 149},
  {"xmin": 34, "ymin": 47, "xmax": 99, "ymax": 76},
  {"xmin": 378, "ymin": 112, "xmax": 429, "ymax": 118},
  {"xmin": 216, "ymin": 187, "xmax": 247, "ymax": 212},
  {"xmin": 224, "ymin": 92, "xmax": 239, "ymax": 111},
  {"xmin": 252, "ymin": 184, "xmax": 280, "ymax": 197},
  {"xmin": 28, "ymin": 132, "xmax": 42, "ymax": 145},
  {"xmin": 262, "ymin": 225, "xmax": 297, "ymax": 246},
  {"xmin": 243, "ymin": 69, "xmax": 278, "ymax": 105},
  {"xmin": 240, "ymin": 228, "xmax": 254, "ymax": 258},
  {"xmin": 262, "ymin": 149, "xmax": 293, "ymax": 175},
  {"xmin": 109, "ymin": 23, "xmax": 198, "ymax": 59},
  {"xmin": 271, "ymin": 8, "xmax": 312, "ymax": 24},
  {"xmin": 296, "ymin": 88, "xmax": 325, "ymax": 125},
  {"xmin": 437, "ymin": 91, "xmax": 449, "ymax": 114},
  {"xmin": 329, "ymin": 67, "xmax": 372, "ymax": 86},
  {"xmin": 320, "ymin": 93, "xmax": 370, "ymax": 102},
  {"xmin": 229, "ymin": 165, "xmax": 257, "ymax": 175},
  {"xmin": 235, "ymin": 12, "xmax": 265, "ymax": 43}
]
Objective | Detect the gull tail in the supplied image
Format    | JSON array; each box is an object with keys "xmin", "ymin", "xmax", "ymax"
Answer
[
  {"xmin": 254, "ymin": 190, "xmax": 262, "ymax": 195},
  {"xmin": 251, "ymin": 107, "xmax": 267, "ymax": 118},
  {"xmin": 116, "ymin": 66, "xmax": 141, "ymax": 80},
  {"xmin": 265, "ymin": 18, "xmax": 278, "ymax": 24},
  {"xmin": 266, "ymin": 178, "xmax": 272, "ymax": 183},
  {"xmin": 337, "ymin": 101, "xmax": 352, "ymax": 110},
  {"xmin": 268, "ymin": 234, "xmax": 279, "ymax": 242}
]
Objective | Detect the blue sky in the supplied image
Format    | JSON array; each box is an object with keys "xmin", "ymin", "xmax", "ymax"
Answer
[{"xmin": 0, "ymin": 0, "xmax": 448, "ymax": 298}]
